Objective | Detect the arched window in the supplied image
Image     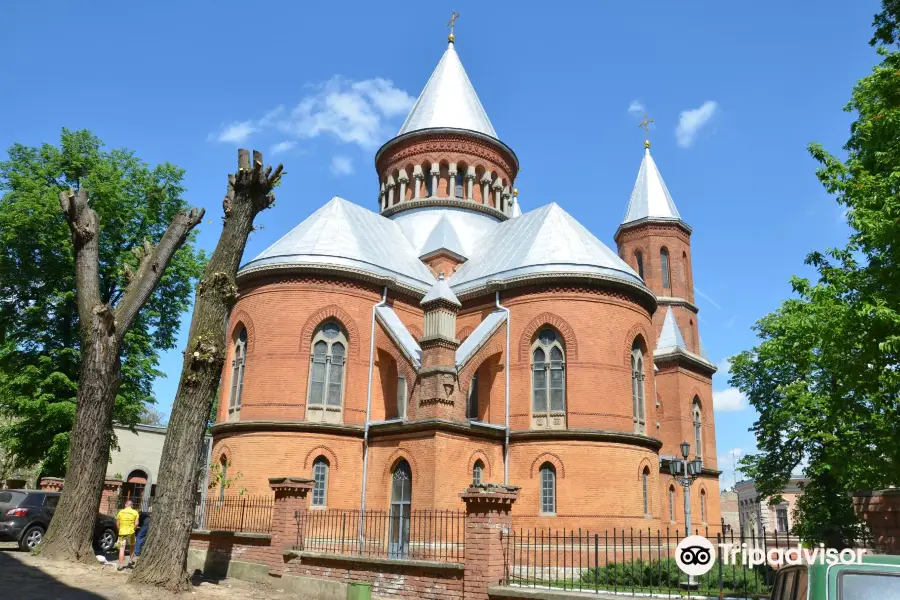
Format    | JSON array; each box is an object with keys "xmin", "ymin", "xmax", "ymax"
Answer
[
  {"xmin": 472, "ymin": 460, "xmax": 484, "ymax": 486},
  {"xmin": 424, "ymin": 164, "xmax": 434, "ymax": 197},
  {"xmin": 631, "ymin": 341, "xmax": 646, "ymax": 434},
  {"xmin": 693, "ymin": 399, "xmax": 703, "ymax": 461},
  {"xmin": 539, "ymin": 463, "xmax": 556, "ymax": 514},
  {"xmin": 218, "ymin": 456, "xmax": 228, "ymax": 502},
  {"xmin": 397, "ymin": 376, "xmax": 408, "ymax": 419},
  {"xmin": 635, "ymin": 251, "xmax": 644, "ymax": 280},
  {"xmin": 389, "ymin": 460, "xmax": 412, "ymax": 557},
  {"xmin": 532, "ymin": 328, "xmax": 566, "ymax": 430},
  {"xmin": 669, "ymin": 486, "xmax": 676, "ymax": 522},
  {"xmin": 228, "ymin": 328, "xmax": 247, "ymax": 420},
  {"xmin": 307, "ymin": 322, "xmax": 348, "ymax": 423},
  {"xmin": 454, "ymin": 171, "xmax": 464, "ymax": 199},
  {"xmin": 642, "ymin": 467, "xmax": 650, "ymax": 515},
  {"xmin": 660, "ymin": 248, "xmax": 671, "ymax": 289},
  {"xmin": 467, "ymin": 372, "xmax": 479, "ymax": 420},
  {"xmin": 700, "ymin": 489, "xmax": 707, "ymax": 524},
  {"xmin": 312, "ymin": 456, "xmax": 329, "ymax": 507}
]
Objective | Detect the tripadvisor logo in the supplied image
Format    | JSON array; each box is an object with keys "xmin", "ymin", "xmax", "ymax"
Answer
[{"xmin": 675, "ymin": 535, "xmax": 868, "ymax": 576}]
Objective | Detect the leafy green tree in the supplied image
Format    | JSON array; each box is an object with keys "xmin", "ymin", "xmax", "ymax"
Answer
[
  {"xmin": 0, "ymin": 130, "xmax": 204, "ymax": 476},
  {"xmin": 731, "ymin": 1, "xmax": 900, "ymax": 546}
]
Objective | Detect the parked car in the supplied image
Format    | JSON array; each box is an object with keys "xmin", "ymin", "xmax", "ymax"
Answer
[
  {"xmin": 770, "ymin": 553, "xmax": 900, "ymax": 599},
  {"xmin": 0, "ymin": 490, "xmax": 117, "ymax": 552}
]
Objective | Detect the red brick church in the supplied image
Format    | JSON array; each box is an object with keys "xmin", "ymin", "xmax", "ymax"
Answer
[{"xmin": 211, "ymin": 31, "xmax": 721, "ymax": 534}]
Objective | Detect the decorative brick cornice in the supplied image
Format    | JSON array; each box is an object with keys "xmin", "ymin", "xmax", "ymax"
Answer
[
  {"xmin": 459, "ymin": 483, "xmax": 520, "ymax": 504},
  {"xmin": 375, "ymin": 128, "xmax": 518, "ymax": 179},
  {"xmin": 268, "ymin": 477, "xmax": 313, "ymax": 492},
  {"xmin": 614, "ymin": 217, "xmax": 693, "ymax": 242},
  {"xmin": 420, "ymin": 335, "xmax": 460, "ymax": 350},
  {"xmin": 381, "ymin": 197, "xmax": 508, "ymax": 220},
  {"xmin": 211, "ymin": 420, "xmax": 364, "ymax": 438},
  {"xmin": 656, "ymin": 296, "xmax": 700, "ymax": 313},
  {"xmin": 510, "ymin": 428, "xmax": 663, "ymax": 451}
]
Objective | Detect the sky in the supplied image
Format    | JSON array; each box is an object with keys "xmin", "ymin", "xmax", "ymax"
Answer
[{"xmin": 0, "ymin": 1, "xmax": 885, "ymax": 490}]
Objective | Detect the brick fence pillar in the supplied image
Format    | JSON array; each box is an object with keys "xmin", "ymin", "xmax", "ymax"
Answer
[
  {"xmin": 38, "ymin": 477, "xmax": 64, "ymax": 492},
  {"xmin": 460, "ymin": 484, "xmax": 519, "ymax": 600},
  {"xmin": 853, "ymin": 489, "xmax": 900, "ymax": 554},
  {"xmin": 268, "ymin": 477, "xmax": 313, "ymax": 575},
  {"xmin": 101, "ymin": 479, "xmax": 122, "ymax": 514}
]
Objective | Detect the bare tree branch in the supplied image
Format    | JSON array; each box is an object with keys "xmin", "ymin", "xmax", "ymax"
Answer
[
  {"xmin": 114, "ymin": 207, "xmax": 205, "ymax": 338},
  {"xmin": 57, "ymin": 188, "xmax": 101, "ymax": 335}
]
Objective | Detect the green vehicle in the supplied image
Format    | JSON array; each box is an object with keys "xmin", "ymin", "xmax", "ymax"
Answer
[{"xmin": 769, "ymin": 553, "xmax": 900, "ymax": 599}]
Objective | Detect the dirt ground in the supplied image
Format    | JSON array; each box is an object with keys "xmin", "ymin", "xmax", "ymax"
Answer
[{"xmin": 0, "ymin": 543, "xmax": 310, "ymax": 600}]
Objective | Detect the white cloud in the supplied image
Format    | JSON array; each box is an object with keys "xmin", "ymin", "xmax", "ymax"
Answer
[
  {"xmin": 270, "ymin": 140, "xmax": 296, "ymax": 155},
  {"xmin": 628, "ymin": 100, "xmax": 645, "ymax": 116},
  {"xmin": 209, "ymin": 77, "xmax": 415, "ymax": 150},
  {"xmin": 211, "ymin": 120, "xmax": 258, "ymax": 144},
  {"xmin": 675, "ymin": 101, "xmax": 718, "ymax": 148},
  {"xmin": 716, "ymin": 357, "xmax": 732, "ymax": 375},
  {"xmin": 330, "ymin": 155, "xmax": 354, "ymax": 176},
  {"xmin": 714, "ymin": 388, "xmax": 747, "ymax": 412}
]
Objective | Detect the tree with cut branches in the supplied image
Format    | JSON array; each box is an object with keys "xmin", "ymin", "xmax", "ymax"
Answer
[
  {"xmin": 130, "ymin": 149, "xmax": 283, "ymax": 590},
  {"xmin": 38, "ymin": 186, "xmax": 203, "ymax": 562}
]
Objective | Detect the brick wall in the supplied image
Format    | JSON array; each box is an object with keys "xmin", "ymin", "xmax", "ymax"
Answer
[{"xmin": 853, "ymin": 489, "xmax": 900, "ymax": 554}]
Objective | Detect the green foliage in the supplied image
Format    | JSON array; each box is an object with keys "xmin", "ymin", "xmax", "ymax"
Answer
[
  {"xmin": 577, "ymin": 557, "xmax": 772, "ymax": 595},
  {"xmin": 731, "ymin": 1, "xmax": 900, "ymax": 546},
  {"xmin": 207, "ymin": 458, "xmax": 246, "ymax": 495},
  {"xmin": 0, "ymin": 129, "xmax": 204, "ymax": 476}
]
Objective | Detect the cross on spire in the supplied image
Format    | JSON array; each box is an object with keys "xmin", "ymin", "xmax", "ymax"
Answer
[
  {"xmin": 447, "ymin": 10, "xmax": 460, "ymax": 42},
  {"xmin": 638, "ymin": 113, "xmax": 654, "ymax": 148}
]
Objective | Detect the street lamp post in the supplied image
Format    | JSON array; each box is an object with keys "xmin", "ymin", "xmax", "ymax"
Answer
[{"xmin": 670, "ymin": 440, "xmax": 703, "ymax": 586}]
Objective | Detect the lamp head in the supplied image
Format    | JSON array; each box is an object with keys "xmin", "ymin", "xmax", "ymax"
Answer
[{"xmin": 680, "ymin": 441, "xmax": 691, "ymax": 459}]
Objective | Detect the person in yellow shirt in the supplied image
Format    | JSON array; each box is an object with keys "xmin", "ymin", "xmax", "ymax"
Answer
[{"xmin": 115, "ymin": 500, "xmax": 140, "ymax": 571}]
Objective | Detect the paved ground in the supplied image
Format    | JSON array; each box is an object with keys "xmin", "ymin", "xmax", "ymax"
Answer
[{"xmin": 0, "ymin": 543, "xmax": 309, "ymax": 599}]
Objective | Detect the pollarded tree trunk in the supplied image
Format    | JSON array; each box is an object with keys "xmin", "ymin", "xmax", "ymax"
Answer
[
  {"xmin": 39, "ymin": 189, "xmax": 203, "ymax": 562},
  {"xmin": 130, "ymin": 150, "xmax": 283, "ymax": 591}
]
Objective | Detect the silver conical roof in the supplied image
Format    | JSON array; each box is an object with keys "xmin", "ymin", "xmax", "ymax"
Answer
[
  {"xmin": 397, "ymin": 41, "xmax": 497, "ymax": 139},
  {"xmin": 421, "ymin": 273, "xmax": 461, "ymax": 307},
  {"xmin": 622, "ymin": 147, "xmax": 681, "ymax": 224},
  {"xmin": 419, "ymin": 212, "xmax": 467, "ymax": 259},
  {"xmin": 449, "ymin": 203, "xmax": 644, "ymax": 296},
  {"xmin": 239, "ymin": 197, "xmax": 435, "ymax": 293},
  {"xmin": 656, "ymin": 307, "xmax": 687, "ymax": 351}
]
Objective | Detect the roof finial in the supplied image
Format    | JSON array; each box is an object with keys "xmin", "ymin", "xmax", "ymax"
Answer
[
  {"xmin": 438, "ymin": 272, "xmax": 446, "ymax": 281},
  {"xmin": 447, "ymin": 10, "xmax": 460, "ymax": 44},
  {"xmin": 638, "ymin": 113, "xmax": 654, "ymax": 149}
]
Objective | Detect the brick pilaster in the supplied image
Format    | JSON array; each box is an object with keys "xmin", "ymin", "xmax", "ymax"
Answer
[
  {"xmin": 268, "ymin": 476, "xmax": 313, "ymax": 575},
  {"xmin": 460, "ymin": 484, "xmax": 519, "ymax": 600},
  {"xmin": 853, "ymin": 489, "xmax": 900, "ymax": 554},
  {"xmin": 101, "ymin": 479, "xmax": 122, "ymax": 514}
]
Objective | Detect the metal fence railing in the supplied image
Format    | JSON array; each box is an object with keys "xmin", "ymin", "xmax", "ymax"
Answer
[
  {"xmin": 194, "ymin": 495, "xmax": 274, "ymax": 533},
  {"xmin": 296, "ymin": 509, "xmax": 464, "ymax": 563},
  {"xmin": 501, "ymin": 523, "xmax": 809, "ymax": 599}
]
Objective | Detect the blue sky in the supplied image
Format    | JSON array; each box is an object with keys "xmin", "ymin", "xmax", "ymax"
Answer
[{"xmin": 1, "ymin": 1, "xmax": 884, "ymax": 488}]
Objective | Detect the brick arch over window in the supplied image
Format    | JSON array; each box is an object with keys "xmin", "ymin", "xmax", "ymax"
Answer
[
  {"xmin": 529, "ymin": 452, "xmax": 566, "ymax": 479},
  {"xmin": 459, "ymin": 335, "xmax": 505, "ymax": 395},
  {"xmin": 303, "ymin": 446, "xmax": 340, "ymax": 470},
  {"xmin": 456, "ymin": 326, "xmax": 474, "ymax": 343},
  {"xmin": 300, "ymin": 305, "xmax": 361, "ymax": 357},
  {"xmin": 228, "ymin": 310, "xmax": 257, "ymax": 355},
  {"xmin": 622, "ymin": 324, "xmax": 653, "ymax": 366},
  {"xmin": 382, "ymin": 449, "xmax": 420, "ymax": 480},
  {"xmin": 467, "ymin": 450, "xmax": 494, "ymax": 478},
  {"xmin": 637, "ymin": 457, "xmax": 655, "ymax": 480},
  {"xmin": 215, "ymin": 443, "xmax": 233, "ymax": 465},
  {"xmin": 688, "ymin": 388, "xmax": 708, "ymax": 412},
  {"xmin": 519, "ymin": 313, "xmax": 578, "ymax": 362}
]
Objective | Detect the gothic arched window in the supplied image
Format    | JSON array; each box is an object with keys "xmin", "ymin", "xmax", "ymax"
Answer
[
  {"xmin": 642, "ymin": 467, "xmax": 650, "ymax": 516},
  {"xmin": 218, "ymin": 455, "xmax": 228, "ymax": 502},
  {"xmin": 312, "ymin": 456, "xmax": 329, "ymax": 507},
  {"xmin": 228, "ymin": 328, "xmax": 247, "ymax": 420},
  {"xmin": 472, "ymin": 460, "xmax": 484, "ymax": 486},
  {"xmin": 531, "ymin": 328, "xmax": 566, "ymax": 430},
  {"xmin": 693, "ymin": 399, "xmax": 703, "ymax": 461},
  {"xmin": 306, "ymin": 321, "xmax": 348, "ymax": 423},
  {"xmin": 424, "ymin": 164, "xmax": 434, "ymax": 197},
  {"xmin": 635, "ymin": 251, "xmax": 644, "ymax": 279},
  {"xmin": 700, "ymin": 489, "xmax": 708, "ymax": 524},
  {"xmin": 660, "ymin": 248, "xmax": 671, "ymax": 289},
  {"xmin": 539, "ymin": 463, "xmax": 556, "ymax": 514},
  {"xmin": 631, "ymin": 341, "xmax": 647, "ymax": 434},
  {"xmin": 389, "ymin": 460, "xmax": 412, "ymax": 557},
  {"xmin": 397, "ymin": 376, "xmax": 408, "ymax": 419}
]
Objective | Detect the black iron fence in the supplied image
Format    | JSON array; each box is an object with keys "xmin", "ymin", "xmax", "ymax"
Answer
[
  {"xmin": 296, "ymin": 509, "xmax": 465, "ymax": 563},
  {"xmin": 500, "ymin": 524, "xmax": 823, "ymax": 599},
  {"xmin": 194, "ymin": 495, "xmax": 274, "ymax": 533}
]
